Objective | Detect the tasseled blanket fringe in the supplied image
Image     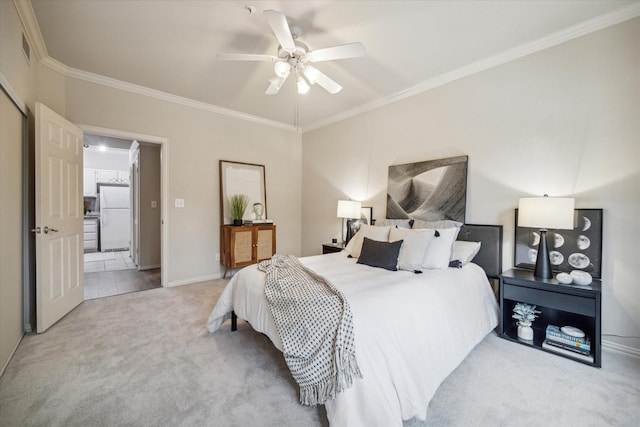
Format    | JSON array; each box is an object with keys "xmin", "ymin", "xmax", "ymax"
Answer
[{"xmin": 300, "ymin": 350, "xmax": 362, "ymax": 406}]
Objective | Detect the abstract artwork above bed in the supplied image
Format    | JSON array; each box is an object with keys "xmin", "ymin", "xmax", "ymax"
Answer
[{"xmin": 386, "ymin": 155, "xmax": 468, "ymax": 222}]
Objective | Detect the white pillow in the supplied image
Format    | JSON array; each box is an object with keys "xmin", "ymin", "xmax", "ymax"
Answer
[
  {"xmin": 422, "ymin": 227, "xmax": 458, "ymax": 269},
  {"xmin": 345, "ymin": 224, "xmax": 391, "ymax": 258},
  {"xmin": 450, "ymin": 241, "xmax": 481, "ymax": 266},
  {"xmin": 389, "ymin": 227, "xmax": 434, "ymax": 271}
]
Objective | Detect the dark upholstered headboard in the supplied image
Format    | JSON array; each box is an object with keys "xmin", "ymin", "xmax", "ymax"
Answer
[{"xmin": 457, "ymin": 224, "xmax": 503, "ymax": 280}]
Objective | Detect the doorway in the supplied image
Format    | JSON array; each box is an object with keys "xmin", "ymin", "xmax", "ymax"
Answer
[
  {"xmin": 22, "ymin": 105, "xmax": 169, "ymax": 333},
  {"xmin": 80, "ymin": 126, "xmax": 167, "ymax": 299}
]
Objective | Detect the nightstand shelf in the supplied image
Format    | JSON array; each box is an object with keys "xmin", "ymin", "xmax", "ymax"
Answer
[
  {"xmin": 502, "ymin": 324, "xmax": 546, "ymax": 348},
  {"xmin": 500, "ymin": 268, "xmax": 601, "ymax": 367},
  {"xmin": 322, "ymin": 242, "xmax": 345, "ymax": 254}
]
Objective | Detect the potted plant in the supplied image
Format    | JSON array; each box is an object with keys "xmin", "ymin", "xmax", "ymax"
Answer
[
  {"xmin": 512, "ymin": 302, "xmax": 541, "ymax": 341},
  {"xmin": 229, "ymin": 194, "xmax": 250, "ymax": 226}
]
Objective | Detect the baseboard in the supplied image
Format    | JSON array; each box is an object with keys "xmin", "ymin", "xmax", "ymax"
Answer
[
  {"xmin": 138, "ymin": 264, "xmax": 160, "ymax": 271},
  {"xmin": 602, "ymin": 339, "xmax": 640, "ymax": 359},
  {"xmin": 167, "ymin": 273, "xmax": 225, "ymax": 287},
  {"xmin": 0, "ymin": 333, "xmax": 24, "ymax": 379}
]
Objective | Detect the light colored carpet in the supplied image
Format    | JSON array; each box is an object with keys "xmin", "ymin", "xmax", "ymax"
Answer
[
  {"xmin": 84, "ymin": 252, "xmax": 118, "ymax": 262},
  {"xmin": 0, "ymin": 280, "xmax": 638, "ymax": 426}
]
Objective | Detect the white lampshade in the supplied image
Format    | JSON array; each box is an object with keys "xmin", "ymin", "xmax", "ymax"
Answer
[
  {"xmin": 337, "ymin": 200, "xmax": 362, "ymax": 219},
  {"xmin": 518, "ymin": 196, "xmax": 575, "ymax": 230}
]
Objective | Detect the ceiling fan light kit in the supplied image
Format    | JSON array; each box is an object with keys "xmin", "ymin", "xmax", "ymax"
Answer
[
  {"xmin": 274, "ymin": 61, "xmax": 291, "ymax": 78},
  {"xmin": 218, "ymin": 9, "xmax": 365, "ymax": 96},
  {"xmin": 296, "ymin": 76, "xmax": 310, "ymax": 94}
]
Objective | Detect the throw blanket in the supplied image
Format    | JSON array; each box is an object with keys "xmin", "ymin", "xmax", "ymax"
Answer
[{"xmin": 258, "ymin": 255, "xmax": 362, "ymax": 405}]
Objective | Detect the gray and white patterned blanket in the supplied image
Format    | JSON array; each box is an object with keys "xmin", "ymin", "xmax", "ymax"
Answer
[{"xmin": 258, "ymin": 254, "xmax": 362, "ymax": 405}]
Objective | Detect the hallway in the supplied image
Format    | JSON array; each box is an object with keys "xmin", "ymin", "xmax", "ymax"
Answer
[{"xmin": 84, "ymin": 250, "xmax": 160, "ymax": 300}]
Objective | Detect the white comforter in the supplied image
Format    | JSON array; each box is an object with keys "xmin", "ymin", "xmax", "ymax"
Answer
[{"xmin": 207, "ymin": 252, "xmax": 498, "ymax": 427}]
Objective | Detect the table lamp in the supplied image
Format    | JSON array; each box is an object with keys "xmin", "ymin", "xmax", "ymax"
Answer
[
  {"xmin": 518, "ymin": 195, "xmax": 575, "ymax": 279},
  {"xmin": 337, "ymin": 200, "xmax": 361, "ymax": 244}
]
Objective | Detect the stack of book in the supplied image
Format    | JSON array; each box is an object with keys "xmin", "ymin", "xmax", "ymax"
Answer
[{"xmin": 542, "ymin": 325, "xmax": 593, "ymax": 363}]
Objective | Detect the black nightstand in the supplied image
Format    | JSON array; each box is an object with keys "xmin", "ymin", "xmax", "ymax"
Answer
[
  {"xmin": 499, "ymin": 268, "xmax": 601, "ymax": 367},
  {"xmin": 322, "ymin": 242, "xmax": 345, "ymax": 254}
]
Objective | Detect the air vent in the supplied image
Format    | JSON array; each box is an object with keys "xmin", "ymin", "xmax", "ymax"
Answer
[{"xmin": 22, "ymin": 33, "xmax": 31, "ymax": 63}]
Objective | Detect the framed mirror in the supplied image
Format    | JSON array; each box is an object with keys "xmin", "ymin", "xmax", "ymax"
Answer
[{"xmin": 219, "ymin": 160, "xmax": 267, "ymax": 225}]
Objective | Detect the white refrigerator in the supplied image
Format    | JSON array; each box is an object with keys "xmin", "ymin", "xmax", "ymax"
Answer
[{"xmin": 99, "ymin": 185, "xmax": 130, "ymax": 251}]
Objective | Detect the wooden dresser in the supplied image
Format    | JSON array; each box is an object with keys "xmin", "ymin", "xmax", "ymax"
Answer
[{"xmin": 220, "ymin": 224, "xmax": 276, "ymax": 276}]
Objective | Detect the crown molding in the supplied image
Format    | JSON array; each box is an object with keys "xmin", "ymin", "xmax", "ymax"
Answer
[
  {"xmin": 16, "ymin": 0, "xmax": 640, "ymax": 134},
  {"xmin": 40, "ymin": 57, "xmax": 298, "ymax": 133},
  {"xmin": 304, "ymin": 2, "xmax": 640, "ymax": 132},
  {"xmin": 16, "ymin": 0, "xmax": 297, "ymax": 132},
  {"xmin": 13, "ymin": 0, "xmax": 48, "ymax": 61}
]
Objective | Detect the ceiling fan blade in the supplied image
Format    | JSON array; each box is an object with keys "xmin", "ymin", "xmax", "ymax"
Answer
[
  {"xmin": 263, "ymin": 10, "xmax": 295, "ymax": 53},
  {"xmin": 265, "ymin": 72, "xmax": 290, "ymax": 95},
  {"xmin": 265, "ymin": 81, "xmax": 281, "ymax": 95},
  {"xmin": 313, "ymin": 69, "xmax": 342, "ymax": 94},
  {"xmin": 308, "ymin": 42, "xmax": 365, "ymax": 62},
  {"xmin": 217, "ymin": 53, "xmax": 278, "ymax": 62}
]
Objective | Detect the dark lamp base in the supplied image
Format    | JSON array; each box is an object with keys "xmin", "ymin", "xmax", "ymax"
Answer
[{"xmin": 534, "ymin": 229, "xmax": 553, "ymax": 279}]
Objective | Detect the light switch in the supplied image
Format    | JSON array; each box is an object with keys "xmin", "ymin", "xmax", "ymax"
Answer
[
  {"xmin": 151, "ymin": 201, "xmax": 157, "ymax": 208},
  {"xmin": 175, "ymin": 198, "xmax": 184, "ymax": 208}
]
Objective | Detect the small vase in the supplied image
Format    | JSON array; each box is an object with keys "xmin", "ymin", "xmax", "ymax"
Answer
[
  {"xmin": 517, "ymin": 321, "xmax": 534, "ymax": 341},
  {"xmin": 233, "ymin": 219, "xmax": 243, "ymax": 226}
]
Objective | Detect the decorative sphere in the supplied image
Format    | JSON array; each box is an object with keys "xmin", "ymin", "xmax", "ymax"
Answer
[
  {"xmin": 570, "ymin": 270, "xmax": 593, "ymax": 286},
  {"xmin": 556, "ymin": 272, "xmax": 573, "ymax": 284}
]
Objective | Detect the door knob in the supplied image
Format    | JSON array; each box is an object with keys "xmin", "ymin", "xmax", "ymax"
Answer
[{"xmin": 43, "ymin": 226, "xmax": 59, "ymax": 234}]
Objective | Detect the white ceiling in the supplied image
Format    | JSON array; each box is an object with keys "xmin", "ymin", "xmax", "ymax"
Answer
[{"xmin": 29, "ymin": 0, "xmax": 639, "ymax": 131}]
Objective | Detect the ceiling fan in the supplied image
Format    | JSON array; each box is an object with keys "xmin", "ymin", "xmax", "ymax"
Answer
[{"xmin": 217, "ymin": 10, "xmax": 365, "ymax": 95}]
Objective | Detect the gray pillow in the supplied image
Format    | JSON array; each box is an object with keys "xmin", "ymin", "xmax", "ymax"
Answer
[{"xmin": 357, "ymin": 237, "xmax": 403, "ymax": 271}]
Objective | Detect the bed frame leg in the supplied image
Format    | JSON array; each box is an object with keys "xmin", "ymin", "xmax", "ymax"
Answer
[{"xmin": 231, "ymin": 311, "xmax": 237, "ymax": 331}]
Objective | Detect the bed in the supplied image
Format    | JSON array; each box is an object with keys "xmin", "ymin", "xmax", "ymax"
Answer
[{"xmin": 207, "ymin": 224, "xmax": 502, "ymax": 427}]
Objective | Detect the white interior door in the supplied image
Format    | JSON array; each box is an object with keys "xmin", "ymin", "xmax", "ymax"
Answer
[{"xmin": 35, "ymin": 102, "xmax": 84, "ymax": 333}]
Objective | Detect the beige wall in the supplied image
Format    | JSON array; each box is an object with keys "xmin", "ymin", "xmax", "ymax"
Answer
[
  {"xmin": 138, "ymin": 144, "xmax": 161, "ymax": 269},
  {"xmin": 0, "ymin": 1, "xmax": 36, "ymax": 109},
  {"xmin": 0, "ymin": 2, "xmax": 65, "ymax": 114},
  {"xmin": 302, "ymin": 18, "xmax": 640, "ymax": 352},
  {"xmin": 63, "ymin": 78, "xmax": 302, "ymax": 284}
]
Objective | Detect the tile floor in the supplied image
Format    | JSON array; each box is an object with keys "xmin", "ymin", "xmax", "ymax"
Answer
[
  {"xmin": 83, "ymin": 250, "xmax": 161, "ymax": 300},
  {"xmin": 84, "ymin": 250, "xmax": 136, "ymax": 273},
  {"xmin": 84, "ymin": 268, "xmax": 161, "ymax": 300}
]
